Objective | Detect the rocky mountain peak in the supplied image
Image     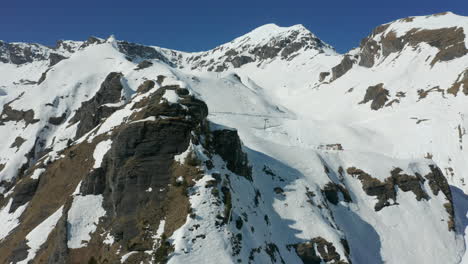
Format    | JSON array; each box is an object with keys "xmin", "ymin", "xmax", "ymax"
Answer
[
  {"xmin": 0, "ymin": 11, "xmax": 467, "ymax": 264},
  {"xmin": 357, "ymin": 11, "xmax": 468, "ymax": 68},
  {"xmin": 320, "ymin": 12, "xmax": 467, "ymax": 84},
  {"xmin": 0, "ymin": 39, "xmax": 82, "ymax": 66},
  {"xmin": 177, "ymin": 23, "xmax": 335, "ymax": 72}
]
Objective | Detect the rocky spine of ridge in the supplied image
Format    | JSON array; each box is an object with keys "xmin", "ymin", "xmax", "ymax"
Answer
[
  {"xmin": 0, "ymin": 36, "xmax": 174, "ymax": 68},
  {"xmin": 0, "ymin": 40, "xmax": 81, "ymax": 66},
  {"xmin": 0, "ymin": 74, "xmax": 253, "ymax": 263},
  {"xmin": 321, "ymin": 12, "xmax": 468, "ymax": 84},
  {"xmin": 173, "ymin": 24, "xmax": 335, "ymax": 72}
]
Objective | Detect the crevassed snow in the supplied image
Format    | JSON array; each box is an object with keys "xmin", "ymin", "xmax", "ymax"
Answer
[
  {"xmin": 67, "ymin": 194, "xmax": 106, "ymax": 248},
  {"xmin": 18, "ymin": 206, "xmax": 63, "ymax": 264},
  {"xmin": 93, "ymin": 139, "xmax": 112, "ymax": 168},
  {"xmin": 0, "ymin": 199, "xmax": 29, "ymax": 241}
]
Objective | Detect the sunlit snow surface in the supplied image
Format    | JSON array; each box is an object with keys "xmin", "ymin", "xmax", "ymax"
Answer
[
  {"xmin": 67, "ymin": 194, "xmax": 106, "ymax": 248},
  {"xmin": 19, "ymin": 206, "xmax": 63, "ymax": 264},
  {"xmin": 0, "ymin": 12, "xmax": 467, "ymax": 264}
]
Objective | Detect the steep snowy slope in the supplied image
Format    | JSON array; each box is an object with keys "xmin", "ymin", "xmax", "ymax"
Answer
[{"xmin": 0, "ymin": 11, "xmax": 467, "ymax": 264}]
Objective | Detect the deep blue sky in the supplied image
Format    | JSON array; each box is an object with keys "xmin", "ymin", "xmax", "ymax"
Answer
[{"xmin": 2, "ymin": 0, "xmax": 467, "ymax": 53}]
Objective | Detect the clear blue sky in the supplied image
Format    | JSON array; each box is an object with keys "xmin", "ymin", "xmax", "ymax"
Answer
[{"xmin": 2, "ymin": 0, "xmax": 467, "ymax": 53}]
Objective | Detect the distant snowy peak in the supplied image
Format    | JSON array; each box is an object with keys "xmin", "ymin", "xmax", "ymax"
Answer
[
  {"xmin": 379, "ymin": 11, "xmax": 468, "ymax": 44},
  {"xmin": 173, "ymin": 23, "xmax": 336, "ymax": 72},
  {"xmin": 227, "ymin": 23, "xmax": 326, "ymax": 50},
  {"xmin": 359, "ymin": 11, "xmax": 468, "ymax": 66},
  {"xmin": 0, "ymin": 39, "xmax": 84, "ymax": 66},
  {"xmin": 321, "ymin": 11, "xmax": 468, "ymax": 83}
]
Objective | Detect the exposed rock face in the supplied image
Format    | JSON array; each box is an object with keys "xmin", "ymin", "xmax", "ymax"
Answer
[
  {"xmin": 0, "ymin": 139, "xmax": 98, "ymax": 264},
  {"xmin": 136, "ymin": 80, "xmax": 155, "ymax": 94},
  {"xmin": 447, "ymin": 69, "xmax": 468, "ymax": 96},
  {"xmin": 117, "ymin": 41, "xmax": 174, "ymax": 66},
  {"xmin": 135, "ymin": 60, "xmax": 153, "ymax": 70},
  {"xmin": 0, "ymin": 99, "xmax": 39, "ymax": 126},
  {"xmin": 9, "ymin": 178, "xmax": 39, "ymax": 212},
  {"xmin": 294, "ymin": 237, "xmax": 348, "ymax": 264},
  {"xmin": 425, "ymin": 165, "xmax": 455, "ymax": 231},
  {"xmin": 0, "ymin": 83, "xmax": 233, "ymax": 263},
  {"xmin": 230, "ymin": 55, "xmax": 254, "ymax": 68},
  {"xmin": 45, "ymin": 213, "xmax": 70, "ymax": 264},
  {"xmin": 359, "ymin": 83, "xmax": 389, "ymax": 110},
  {"xmin": 211, "ymin": 129, "xmax": 252, "ymax": 180},
  {"xmin": 37, "ymin": 69, "xmax": 50, "ymax": 84},
  {"xmin": 184, "ymin": 25, "xmax": 334, "ymax": 71},
  {"xmin": 359, "ymin": 38, "xmax": 380, "ymax": 67},
  {"xmin": 55, "ymin": 40, "xmax": 80, "ymax": 53},
  {"xmin": 321, "ymin": 182, "xmax": 352, "ymax": 205},
  {"xmin": 10, "ymin": 136, "xmax": 26, "ymax": 149},
  {"xmin": 48, "ymin": 112, "xmax": 67, "ymax": 125},
  {"xmin": 347, "ymin": 167, "xmax": 430, "ymax": 211},
  {"xmin": 76, "ymin": 85, "xmax": 209, "ymax": 258},
  {"xmin": 0, "ymin": 40, "xmax": 78, "ymax": 66},
  {"xmin": 358, "ymin": 24, "xmax": 467, "ymax": 67},
  {"xmin": 79, "ymin": 36, "xmax": 105, "ymax": 49},
  {"xmin": 346, "ymin": 165, "xmax": 455, "ymax": 218},
  {"xmin": 417, "ymin": 86, "xmax": 445, "ymax": 100},
  {"xmin": 0, "ymin": 41, "xmax": 47, "ymax": 65},
  {"xmin": 330, "ymin": 55, "xmax": 355, "ymax": 81},
  {"xmin": 49, "ymin": 53, "xmax": 67, "ymax": 66},
  {"xmin": 319, "ymin": 72, "xmax": 330, "ymax": 82},
  {"xmin": 249, "ymin": 30, "xmax": 324, "ymax": 61},
  {"xmin": 69, "ymin": 72, "xmax": 124, "ymax": 138}
]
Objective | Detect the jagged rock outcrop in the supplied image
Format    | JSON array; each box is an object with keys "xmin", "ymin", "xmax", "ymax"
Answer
[
  {"xmin": 210, "ymin": 129, "xmax": 252, "ymax": 180},
  {"xmin": 0, "ymin": 13, "xmax": 466, "ymax": 264},
  {"xmin": 135, "ymin": 60, "xmax": 153, "ymax": 70},
  {"xmin": 0, "ymin": 41, "xmax": 47, "ymax": 65},
  {"xmin": 346, "ymin": 165, "xmax": 455, "ymax": 220},
  {"xmin": 359, "ymin": 83, "xmax": 389, "ymax": 110},
  {"xmin": 358, "ymin": 13, "xmax": 467, "ymax": 68},
  {"xmin": 330, "ymin": 55, "xmax": 356, "ymax": 81},
  {"xmin": 425, "ymin": 165, "xmax": 455, "ymax": 231},
  {"xmin": 294, "ymin": 237, "xmax": 348, "ymax": 264},
  {"xmin": 0, "ymin": 96, "xmax": 39, "ymax": 126},
  {"xmin": 183, "ymin": 24, "xmax": 335, "ymax": 72},
  {"xmin": 0, "ymin": 39, "xmax": 79, "ymax": 66},
  {"xmin": 117, "ymin": 41, "xmax": 174, "ymax": 66},
  {"xmin": 78, "ymin": 86, "xmax": 208, "ymax": 254},
  {"xmin": 321, "ymin": 182, "xmax": 352, "ymax": 205},
  {"xmin": 447, "ymin": 69, "xmax": 468, "ymax": 96},
  {"xmin": 136, "ymin": 80, "xmax": 155, "ymax": 94},
  {"xmin": 48, "ymin": 53, "xmax": 67, "ymax": 66},
  {"xmin": 68, "ymin": 72, "xmax": 124, "ymax": 138}
]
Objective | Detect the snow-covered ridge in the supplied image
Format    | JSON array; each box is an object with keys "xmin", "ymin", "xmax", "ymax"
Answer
[
  {"xmin": 225, "ymin": 23, "xmax": 324, "ymax": 49},
  {"xmin": 380, "ymin": 12, "xmax": 468, "ymax": 48},
  {"xmin": 0, "ymin": 39, "xmax": 84, "ymax": 66},
  {"xmin": 0, "ymin": 12, "xmax": 467, "ymax": 264},
  {"xmin": 170, "ymin": 23, "xmax": 336, "ymax": 71}
]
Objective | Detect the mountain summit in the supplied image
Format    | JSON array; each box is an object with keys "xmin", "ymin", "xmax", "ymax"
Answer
[{"xmin": 0, "ymin": 12, "xmax": 467, "ymax": 264}]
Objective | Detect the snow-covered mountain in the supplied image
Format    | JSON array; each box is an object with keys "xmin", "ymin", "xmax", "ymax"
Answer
[{"xmin": 0, "ymin": 11, "xmax": 467, "ymax": 264}]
